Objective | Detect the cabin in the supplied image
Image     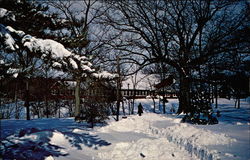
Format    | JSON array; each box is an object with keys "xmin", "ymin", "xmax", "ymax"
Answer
[{"xmin": 0, "ymin": 77, "xmax": 116, "ymax": 103}]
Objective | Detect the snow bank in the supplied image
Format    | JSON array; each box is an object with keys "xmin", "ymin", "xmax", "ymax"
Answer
[
  {"xmin": 99, "ymin": 114, "xmax": 236, "ymax": 146},
  {"xmin": 147, "ymin": 122, "xmax": 237, "ymax": 160},
  {"xmin": 98, "ymin": 138, "xmax": 196, "ymax": 160},
  {"xmin": 161, "ymin": 123, "xmax": 236, "ymax": 146},
  {"xmin": 98, "ymin": 113, "xmax": 170, "ymax": 133},
  {"xmin": 98, "ymin": 113, "xmax": 237, "ymax": 160},
  {"xmin": 99, "ymin": 116, "xmax": 150, "ymax": 133}
]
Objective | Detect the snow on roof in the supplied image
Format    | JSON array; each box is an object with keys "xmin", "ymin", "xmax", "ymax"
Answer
[{"xmin": 154, "ymin": 75, "xmax": 174, "ymax": 89}]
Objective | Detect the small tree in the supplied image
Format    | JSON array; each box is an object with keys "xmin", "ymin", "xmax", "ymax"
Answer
[{"xmin": 80, "ymin": 79, "xmax": 115, "ymax": 127}]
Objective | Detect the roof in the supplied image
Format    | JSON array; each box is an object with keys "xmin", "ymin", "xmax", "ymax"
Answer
[{"xmin": 154, "ymin": 75, "xmax": 174, "ymax": 89}]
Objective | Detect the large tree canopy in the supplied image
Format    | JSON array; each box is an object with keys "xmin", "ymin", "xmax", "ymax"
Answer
[{"xmin": 101, "ymin": 0, "xmax": 250, "ymax": 117}]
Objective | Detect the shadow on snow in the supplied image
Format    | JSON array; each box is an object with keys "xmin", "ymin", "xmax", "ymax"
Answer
[{"xmin": 1, "ymin": 119, "xmax": 111, "ymax": 160}]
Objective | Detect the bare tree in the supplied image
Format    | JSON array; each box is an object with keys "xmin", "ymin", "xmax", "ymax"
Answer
[{"xmin": 101, "ymin": 0, "xmax": 249, "ymax": 119}]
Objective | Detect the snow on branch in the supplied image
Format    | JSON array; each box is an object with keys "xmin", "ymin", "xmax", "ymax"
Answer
[
  {"xmin": 0, "ymin": 8, "xmax": 15, "ymax": 22},
  {"xmin": 0, "ymin": 24, "xmax": 24, "ymax": 51},
  {"xmin": 0, "ymin": 24, "xmax": 116, "ymax": 80},
  {"xmin": 6, "ymin": 68, "xmax": 21, "ymax": 78},
  {"xmin": 21, "ymin": 34, "xmax": 95, "ymax": 74},
  {"xmin": 92, "ymin": 71, "xmax": 118, "ymax": 80}
]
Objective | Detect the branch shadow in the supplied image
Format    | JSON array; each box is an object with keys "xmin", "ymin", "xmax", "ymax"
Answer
[
  {"xmin": 62, "ymin": 131, "xmax": 111, "ymax": 150},
  {"xmin": 1, "ymin": 127, "xmax": 111, "ymax": 160},
  {"xmin": 1, "ymin": 129, "xmax": 68, "ymax": 160}
]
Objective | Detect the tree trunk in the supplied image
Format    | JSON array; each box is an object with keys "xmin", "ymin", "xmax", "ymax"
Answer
[
  {"xmin": 132, "ymin": 98, "xmax": 135, "ymax": 114},
  {"xmin": 237, "ymin": 98, "xmax": 240, "ymax": 109},
  {"xmin": 158, "ymin": 98, "xmax": 161, "ymax": 111},
  {"xmin": 24, "ymin": 80, "xmax": 30, "ymax": 120},
  {"xmin": 37, "ymin": 101, "xmax": 40, "ymax": 118},
  {"xmin": 163, "ymin": 96, "xmax": 166, "ymax": 114},
  {"xmin": 15, "ymin": 83, "xmax": 19, "ymax": 119},
  {"xmin": 122, "ymin": 100, "xmax": 125, "ymax": 116},
  {"xmin": 152, "ymin": 97, "xmax": 156, "ymax": 113},
  {"xmin": 116, "ymin": 89, "xmax": 120, "ymax": 121},
  {"xmin": 116, "ymin": 78, "xmax": 121, "ymax": 121},
  {"xmin": 177, "ymin": 76, "xmax": 191, "ymax": 114},
  {"xmin": 237, "ymin": 91, "xmax": 240, "ymax": 109},
  {"xmin": 235, "ymin": 91, "xmax": 240, "ymax": 109},
  {"xmin": 74, "ymin": 78, "xmax": 81, "ymax": 118},
  {"xmin": 131, "ymin": 89, "xmax": 135, "ymax": 114},
  {"xmin": 58, "ymin": 101, "xmax": 60, "ymax": 118},
  {"xmin": 215, "ymin": 83, "xmax": 218, "ymax": 108},
  {"xmin": 45, "ymin": 96, "xmax": 49, "ymax": 118},
  {"xmin": 116, "ymin": 56, "xmax": 121, "ymax": 121},
  {"xmin": 128, "ymin": 99, "xmax": 131, "ymax": 115}
]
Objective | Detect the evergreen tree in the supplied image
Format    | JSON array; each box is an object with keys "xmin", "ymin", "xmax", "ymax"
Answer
[{"xmin": 0, "ymin": 0, "xmax": 70, "ymax": 120}]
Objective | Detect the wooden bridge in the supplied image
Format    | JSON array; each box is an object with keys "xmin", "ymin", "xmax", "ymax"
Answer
[{"xmin": 120, "ymin": 89, "xmax": 177, "ymax": 99}]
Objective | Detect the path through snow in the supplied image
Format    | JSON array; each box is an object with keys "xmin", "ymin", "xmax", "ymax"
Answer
[{"xmin": 94, "ymin": 113, "xmax": 236, "ymax": 160}]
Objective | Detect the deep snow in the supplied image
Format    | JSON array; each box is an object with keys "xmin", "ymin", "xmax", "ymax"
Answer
[{"xmin": 0, "ymin": 98, "xmax": 249, "ymax": 160}]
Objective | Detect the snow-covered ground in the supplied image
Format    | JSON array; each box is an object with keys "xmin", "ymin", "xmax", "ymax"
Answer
[{"xmin": 0, "ymin": 98, "xmax": 249, "ymax": 160}]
